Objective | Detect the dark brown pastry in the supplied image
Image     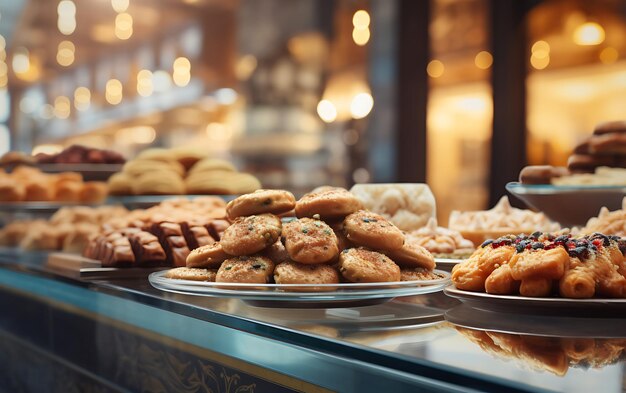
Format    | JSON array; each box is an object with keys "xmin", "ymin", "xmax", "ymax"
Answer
[
  {"xmin": 151, "ymin": 222, "xmax": 191, "ymax": 267},
  {"xmin": 588, "ymin": 133, "xmax": 626, "ymax": 155},
  {"xmin": 593, "ymin": 120, "xmax": 626, "ymax": 135},
  {"xmin": 181, "ymin": 222, "xmax": 215, "ymax": 250},
  {"xmin": 519, "ymin": 165, "xmax": 569, "ymax": 185},
  {"xmin": 567, "ymin": 154, "xmax": 616, "ymax": 173},
  {"xmin": 205, "ymin": 219, "xmax": 230, "ymax": 241}
]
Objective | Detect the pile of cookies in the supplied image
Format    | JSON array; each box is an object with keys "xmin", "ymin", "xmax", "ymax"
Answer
[
  {"xmin": 108, "ymin": 148, "xmax": 260, "ymax": 196},
  {"xmin": 519, "ymin": 120, "xmax": 626, "ymax": 185},
  {"xmin": 451, "ymin": 232, "xmax": 626, "ymax": 298},
  {"xmin": 0, "ymin": 166, "xmax": 108, "ymax": 203},
  {"xmin": 166, "ymin": 187, "xmax": 441, "ymax": 290},
  {"xmin": 448, "ymin": 196, "xmax": 561, "ymax": 245}
]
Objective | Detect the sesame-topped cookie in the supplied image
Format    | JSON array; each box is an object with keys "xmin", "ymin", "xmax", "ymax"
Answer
[
  {"xmin": 281, "ymin": 217, "xmax": 339, "ymax": 264},
  {"xmin": 226, "ymin": 189, "xmax": 296, "ymax": 220},
  {"xmin": 383, "ymin": 240, "xmax": 435, "ymax": 269},
  {"xmin": 295, "ymin": 187, "xmax": 363, "ymax": 221},
  {"xmin": 274, "ymin": 261, "xmax": 340, "ymax": 291},
  {"xmin": 343, "ymin": 210, "xmax": 405, "ymax": 251},
  {"xmin": 216, "ymin": 255, "xmax": 275, "ymax": 284},
  {"xmin": 220, "ymin": 214, "xmax": 282, "ymax": 256},
  {"xmin": 338, "ymin": 248, "xmax": 401, "ymax": 283},
  {"xmin": 186, "ymin": 242, "xmax": 230, "ymax": 268},
  {"xmin": 165, "ymin": 267, "xmax": 218, "ymax": 281}
]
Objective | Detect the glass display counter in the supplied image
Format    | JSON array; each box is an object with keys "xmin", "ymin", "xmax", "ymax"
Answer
[{"xmin": 0, "ymin": 251, "xmax": 623, "ymax": 393}]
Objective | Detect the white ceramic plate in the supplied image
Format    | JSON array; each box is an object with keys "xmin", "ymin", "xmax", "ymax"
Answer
[
  {"xmin": 444, "ymin": 286, "xmax": 626, "ymax": 317},
  {"xmin": 149, "ymin": 270, "xmax": 450, "ymax": 308}
]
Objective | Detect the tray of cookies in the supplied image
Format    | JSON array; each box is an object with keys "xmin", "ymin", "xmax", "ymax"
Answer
[
  {"xmin": 446, "ymin": 231, "xmax": 626, "ymax": 316},
  {"xmin": 149, "ymin": 187, "xmax": 450, "ymax": 308}
]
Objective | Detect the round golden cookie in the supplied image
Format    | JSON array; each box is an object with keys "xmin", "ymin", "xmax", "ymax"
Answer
[
  {"xmin": 383, "ymin": 240, "xmax": 435, "ymax": 269},
  {"xmin": 107, "ymin": 172, "xmax": 133, "ymax": 195},
  {"xmin": 263, "ymin": 240, "xmax": 290, "ymax": 263},
  {"xmin": 295, "ymin": 187, "xmax": 363, "ymax": 221},
  {"xmin": 338, "ymin": 248, "xmax": 401, "ymax": 283},
  {"xmin": 400, "ymin": 267, "xmax": 444, "ymax": 281},
  {"xmin": 226, "ymin": 189, "xmax": 296, "ymax": 220},
  {"xmin": 188, "ymin": 158, "xmax": 237, "ymax": 174},
  {"xmin": 220, "ymin": 214, "xmax": 282, "ymax": 256},
  {"xmin": 165, "ymin": 267, "xmax": 218, "ymax": 281},
  {"xmin": 186, "ymin": 242, "xmax": 230, "ymax": 268},
  {"xmin": 281, "ymin": 218, "xmax": 339, "ymax": 264},
  {"xmin": 0, "ymin": 178, "xmax": 25, "ymax": 202},
  {"xmin": 185, "ymin": 171, "xmax": 261, "ymax": 195},
  {"xmin": 136, "ymin": 148, "xmax": 178, "ymax": 163},
  {"xmin": 216, "ymin": 255, "xmax": 275, "ymax": 283},
  {"xmin": 330, "ymin": 222, "xmax": 354, "ymax": 251},
  {"xmin": 132, "ymin": 172, "xmax": 185, "ymax": 195},
  {"xmin": 123, "ymin": 159, "xmax": 185, "ymax": 177},
  {"xmin": 343, "ymin": 210, "xmax": 404, "ymax": 251},
  {"xmin": 274, "ymin": 261, "xmax": 340, "ymax": 291}
]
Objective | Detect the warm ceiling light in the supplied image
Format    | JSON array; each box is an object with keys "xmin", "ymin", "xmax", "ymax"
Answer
[
  {"xmin": 173, "ymin": 72, "xmax": 190, "ymax": 87},
  {"xmin": 74, "ymin": 86, "xmax": 90, "ymax": 111},
  {"xmin": 12, "ymin": 47, "xmax": 30, "ymax": 74},
  {"xmin": 531, "ymin": 40, "xmax": 550, "ymax": 58},
  {"xmin": 317, "ymin": 99, "xmax": 337, "ymax": 123},
  {"xmin": 115, "ymin": 13, "xmax": 133, "ymax": 40},
  {"xmin": 350, "ymin": 92, "xmax": 374, "ymax": 119},
  {"xmin": 111, "ymin": 0, "xmax": 129, "ymax": 13},
  {"xmin": 105, "ymin": 79, "xmax": 123, "ymax": 104},
  {"xmin": 474, "ymin": 51, "xmax": 493, "ymax": 69},
  {"xmin": 573, "ymin": 22, "xmax": 605, "ymax": 46},
  {"xmin": 56, "ymin": 40, "xmax": 75, "ymax": 66},
  {"xmin": 352, "ymin": 27, "xmax": 370, "ymax": 46},
  {"xmin": 173, "ymin": 57, "xmax": 191, "ymax": 72},
  {"xmin": 353, "ymin": 10, "xmax": 370, "ymax": 29},
  {"xmin": 57, "ymin": 0, "xmax": 76, "ymax": 16},
  {"xmin": 600, "ymin": 47, "xmax": 619, "ymax": 64},
  {"xmin": 54, "ymin": 96, "xmax": 71, "ymax": 119},
  {"xmin": 137, "ymin": 69, "xmax": 153, "ymax": 96},
  {"xmin": 91, "ymin": 24, "xmax": 117, "ymax": 43},
  {"xmin": 427, "ymin": 60, "xmax": 444, "ymax": 78},
  {"xmin": 530, "ymin": 54, "xmax": 550, "ymax": 70}
]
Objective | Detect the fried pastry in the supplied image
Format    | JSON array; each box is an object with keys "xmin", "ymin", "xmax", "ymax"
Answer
[
  {"xmin": 226, "ymin": 189, "xmax": 296, "ymax": 219},
  {"xmin": 220, "ymin": 214, "xmax": 282, "ymax": 255},
  {"xmin": 338, "ymin": 248, "xmax": 401, "ymax": 283},
  {"xmin": 281, "ymin": 217, "xmax": 339, "ymax": 264},
  {"xmin": 343, "ymin": 210, "xmax": 404, "ymax": 251},
  {"xmin": 295, "ymin": 187, "xmax": 363, "ymax": 221}
]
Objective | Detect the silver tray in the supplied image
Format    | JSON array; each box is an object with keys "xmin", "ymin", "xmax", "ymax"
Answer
[
  {"xmin": 444, "ymin": 286, "xmax": 626, "ymax": 317},
  {"xmin": 149, "ymin": 270, "xmax": 450, "ymax": 308},
  {"xmin": 506, "ymin": 181, "xmax": 625, "ymax": 227}
]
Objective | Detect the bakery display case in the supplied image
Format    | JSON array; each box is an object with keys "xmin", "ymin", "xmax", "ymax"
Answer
[{"xmin": 1, "ymin": 0, "xmax": 626, "ymax": 392}]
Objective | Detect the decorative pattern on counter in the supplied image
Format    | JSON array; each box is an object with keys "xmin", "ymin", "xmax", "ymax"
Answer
[
  {"xmin": 457, "ymin": 327, "xmax": 626, "ymax": 376},
  {"xmin": 165, "ymin": 187, "xmax": 443, "ymax": 290},
  {"xmin": 451, "ymin": 232, "xmax": 626, "ymax": 298}
]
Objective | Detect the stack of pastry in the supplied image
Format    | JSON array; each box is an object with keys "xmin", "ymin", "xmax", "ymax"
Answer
[
  {"xmin": 519, "ymin": 120, "xmax": 626, "ymax": 185},
  {"xmin": 165, "ymin": 187, "xmax": 442, "ymax": 289},
  {"xmin": 448, "ymin": 196, "xmax": 560, "ymax": 245},
  {"xmin": 451, "ymin": 232, "xmax": 626, "ymax": 298},
  {"xmin": 84, "ymin": 196, "xmax": 230, "ymax": 267},
  {"xmin": 108, "ymin": 148, "xmax": 260, "ymax": 195},
  {"xmin": 457, "ymin": 327, "xmax": 626, "ymax": 376},
  {"xmin": 406, "ymin": 218, "xmax": 475, "ymax": 259},
  {"xmin": 0, "ymin": 205, "xmax": 128, "ymax": 252},
  {"xmin": 0, "ymin": 166, "xmax": 108, "ymax": 203}
]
